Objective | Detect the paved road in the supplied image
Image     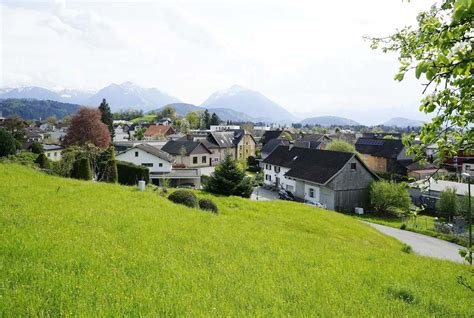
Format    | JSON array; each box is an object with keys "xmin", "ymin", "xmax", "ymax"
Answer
[
  {"xmin": 250, "ymin": 187, "xmax": 279, "ymax": 201},
  {"xmin": 365, "ymin": 222, "xmax": 466, "ymax": 264}
]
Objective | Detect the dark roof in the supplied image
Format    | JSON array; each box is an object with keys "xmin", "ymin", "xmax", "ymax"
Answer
[
  {"xmin": 262, "ymin": 145, "xmax": 310, "ymax": 167},
  {"xmin": 42, "ymin": 144, "xmax": 64, "ymax": 151},
  {"xmin": 209, "ymin": 131, "xmax": 235, "ymax": 148},
  {"xmin": 262, "ymin": 138, "xmax": 290, "ymax": 155},
  {"xmin": 264, "ymin": 146, "xmax": 367, "ymax": 185},
  {"xmin": 355, "ymin": 138, "xmax": 404, "ymax": 158},
  {"xmin": 260, "ymin": 130, "xmax": 283, "ymax": 145},
  {"xmin": 398, "ymin": 160, "xmax": 436, "ymax": 171},
  {"xmin": 161, "ymin": 140, "xmax": 211, "ymax": 156},
  {"xmin": 135, "ymin": 144, "xmax": 173, "ymax": 162}
]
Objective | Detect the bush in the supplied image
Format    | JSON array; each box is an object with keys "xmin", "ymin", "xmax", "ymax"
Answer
[
  {"xmin": 401, "ymin": 244, "xmax": 412, "ymax": 254},
  {"xmin": 370, "ymin": 181, "xmax": 411, "ymax": 215},
  {"xmin": 35, "ymin": 153, "xmax": 50, "ymax": 169},
  {"xmin": 436, "ymin": 187, "xmax": 460, "ymax": 220},
  {"xmin": 199, "ymin": 198, "xmax": 218, "ymax": 213},
  {"xmin": 168, "ymin": 190, "xmax": 198, "ymax": 208},
  {"xmin": 0, "ymin": 128, "xmax": 16, "ymax": 157},
  {"xmin": 71, "ymin": 158, "xmax": 92, "ymax": 180},
  {"xmin": 30, "ymin": 142, "xmax": 44, "ymax": 154},
  {"xmin": 325, "ymin": 139, "xmax": 356, "ymax": 153},
  {"xmin": 116, "ymin": 161, "xmax": 149, "ymax": 185},
  {"xmin": 102, "ymin": 147, "xmax": 118, "ymax": 183},
  {"xmin": 400, "ymin": 224, "xmax": 407, "ymax": 230}
]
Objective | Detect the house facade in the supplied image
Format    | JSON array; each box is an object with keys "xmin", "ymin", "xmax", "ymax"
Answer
[
  {"xmin": 116, "ymin": 144, "xmax": 173, "ymax": 174},
  {"xmin": 43, "ymin": 144, "xmax": 64, "ymax": 162},
  {"xmin": 144, "ymin": 124, "xmax": 175, "ymax": 140},
  {"xmin": 355, "ymin": 138, "xmax": 405, "ymax": 174},
  {"xmin": 161, "ymin": 139, "xmax": 213, "ymax": 168},
  {"xmin": 234, "ymin": 130, "xmax": 256, "ymax": 160},
  {"xmin": 263, "ymin": 146, "xmax": 378, "ymax": 212}
]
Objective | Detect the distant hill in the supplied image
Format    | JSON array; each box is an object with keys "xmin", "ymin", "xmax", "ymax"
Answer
[
  {"xmin": 300, "ymin": 116, "xmax": 360, "ymax": 127},
  {"xmin": 381, "ymin": 117, "xmax": 423, "ymax": 127},
  {"xmin": 0, "ymin": 87, "xmax": 92, "ymax": 104},
  {"xmin": 201, "ymin": 85, "xmax": 296, "ymax": 122},
  {"xmin": 154, "ymin": 103, "xmax": 257, "ymax": 122},
  {"xmin": 84, "ymin": 82, "xmax": 180, "ymax": 112},
  {"xmin": 0, "ymin": 98, "xmax": 80, "ymax": 120}
]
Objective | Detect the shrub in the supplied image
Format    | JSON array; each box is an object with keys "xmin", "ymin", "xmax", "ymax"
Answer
[
  {"xmin": 30, "ymin": 142, "xmax": 44, "ymax": 154},
  {"xmin": 325, "ymin": 139, "xmax": 356, "ymax": 153},
  {"xmin": 401, "ymin": 244, "xmax": 412, "ymax": 254},
  {"xmin": 247, "ymin": 155, "xmax": 258, "ymax": 167},
  {"xmin": 35, "ymin": 153, "xmax": 50, "ymax": 169},
  {"xmin": 199, "ymin": 198, "xmax": 218, "ymax": 213},
  {"xmin": 116, "ymin": 161, "xmax": 149, "ymax": 185},
  {"xmin": 71, "ymin": 158, "xmax": 92, "ymax": 180},
  {"xmin": 370, "ymin": 181, "xmax": 411, "ymax": 215},
  {"xmin": 400, "ymin": 224, "xmax": 407, "ymax": 230},
  {"xmin": 168, "ymin": 190, "xmax": 198, "ymax": 208},
  {"xmin": 0, "ymin": 128, "xmax": 16, "ymax": 157},
  {"xmin": 436, "ymin": 187, "xmax": 460, "ymax": 220},
  {"xmin": 102, "ymin": 147, "xmax": 118, "ymax": 183}
]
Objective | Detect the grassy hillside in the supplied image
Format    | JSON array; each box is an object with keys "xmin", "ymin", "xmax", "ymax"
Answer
[{"xmin": 0, "ymin": 164, "xmax": 472, "ymax": 316}]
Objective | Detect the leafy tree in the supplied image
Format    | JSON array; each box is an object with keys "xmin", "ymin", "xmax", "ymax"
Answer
[
  {"xmin": 325, "ymin": 139, "xmax": 357, "ymax": 153},
  {"xmin": 280, "ymin": 131, "xmax": 294, "ymax": 141},
  {"xmin": 157, "ymin": 106, "xmax": 177, "ymax": 121},
  {"xmin": 134, "ymin": 126, "xmax": 146, "ymax": 141},
  {"xmin": 63, "ymin": 107, "xmax": 111, "ymax": 149},
  {"xmin": 45, "ymin": 116, "xmax": 58, "ymax": 127},
  {"xmin": 3, "ymin": 115, "xmax": 26, "ymax": 144},
  {"xmin": 0, "ymin": 128, "xmax": 16, "ymax": 157},
  {"xmin": 436, "ymin": 187, "xmax": 460, "ymax": 220},
  {"xmin": 35, "ymin": 153, "xmax": 50, "ymax": 169},
  {"xmin": 459, "ymin": 192, "xmax": 471, "ymax": 218},
  {"xmin": 205, "ymin": 155, "xmax": 253, "ymax": 198},
  {"xmin": 370, "ymin": 181, "xmax": 411, "ymax": 215},
  {"xmin": 178, "ymin": 118, "xmax": 190, "ymax": 134},
  {"xmin": 369, "ymin": 0, "xmax": 473, "ymax": 164},
  {"xmin": 30, "ymin": 142, "xmax": 43, "ymax": 154},
  {"xmin": 210, "ymin": 112, "xmax": 221, "ymax": 126},
  {"xmin": 98, "ymin": 99, "xmax": 114, "ymax": 138},
  {"xmin": 100, "ymin": 146, "xmax": 118, "ymax": 183},
  {"xmin": 185, "ymin": 111, "xmax": 200, "ymax": 129}
]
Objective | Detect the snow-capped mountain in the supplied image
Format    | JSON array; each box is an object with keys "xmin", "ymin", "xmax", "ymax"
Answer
[
  {"xmin": 0, "ymin": 87, "xmax": 62, "ymax": 101},
  {"xmin": 153, "ymin": 103, "xmax": 258, "ymax": 122},
  {"xmin": 201, "ymin": 85, "xmax": 297, "ymax": 122},
  {"xmin": 83, "ymin": 82, "xmax": 180, "ymax": 111}
]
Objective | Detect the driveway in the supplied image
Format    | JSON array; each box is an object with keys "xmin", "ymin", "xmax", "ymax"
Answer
[
  {"xmin": 251, "ymin": 186, "xmax": 279, "ymax": 201},
  {"xmin": 365, "ymin": 222, "xmax": 466, "ymax": 264}
]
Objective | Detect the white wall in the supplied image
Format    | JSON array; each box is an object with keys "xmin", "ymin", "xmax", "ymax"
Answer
[
  {"xmin": 45, "ymin": 150, "xmax": 62, "ymax": 162},
  {"xmin": 116, "ymin": 148, "xmax": 172, "ymax": 173},
  {"xmin": 304, "ymin": 183, "xmax": 320, "ymax": 203},
  {"xmin": 263, "ymin": 163, "xmax": 295, "ymax": 192}
]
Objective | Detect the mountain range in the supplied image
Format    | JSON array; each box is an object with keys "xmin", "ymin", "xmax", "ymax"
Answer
[{"xmin": 0, "ymin": 83, "xmax": 424, "ymax": 127}]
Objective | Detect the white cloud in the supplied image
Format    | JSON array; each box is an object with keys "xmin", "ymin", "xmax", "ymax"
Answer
[{"xmin": 0, "ymin": 0, "xmax": 435, "ymax": 124}]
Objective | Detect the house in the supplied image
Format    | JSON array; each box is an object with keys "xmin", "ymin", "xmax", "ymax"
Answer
[
  {"xmin": 161, "ymin": 139, "xmax": 213, "ymax": 168},
  {"xmin": 210, "ymin": 125, "xmax": 240, "ymax": 131},
  {"xmin": 157, "ymin": 117, "xmax": 172, "ymax": 126},
  {"xmin": 292, "ymin": 133, "xmax": 331, "ymax": 149},
  {"xmin": 260, "ymin": 130, "xmax": 286, "ymax": 146},
  {"xmin": 261, "ymin": 138, "xmax": 290, "ymax": 160},
  {"xmin": 263, "ymin": 146, "xmax": 378, "ymax": 211},
  {"xmin": 232, "ymin": 129, "xmax": 256, "ymax": 160},
  {"xmin": 42, "ymin": 144, "xmax": 64, "ymax": 161},
  {"xmin": 396, "ymin": 146, "xmax": 445, "ymax": 179},
  {"xmin": 25, "ymin": 127, "xmax": 46, "ymax": 143},
  {"xmin": 116, "ymin": 143, "xmax": 174, "ymax": 174},
  {"xmin": 355, "ymin": 138, "xmax": 405, "ymax": 174},
  {"xmin": 144, "ymin": 124, "xmax": 175, "ymax": 140},
  {"xmin": 462, "ymin": 159, "xmax": 474, "ymax": 176}
]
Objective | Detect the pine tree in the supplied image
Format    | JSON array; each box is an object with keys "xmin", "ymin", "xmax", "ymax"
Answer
[
  {"xmin": 210, "ymin": 113, "xmax": 220, "ymax": 126},
  {"xmin": 205, "ymin": 155, "xmax": 253, "ymax": 198},
  {"xmin": 0, "ymin": 128, "xmax": 16, "ymax": 157},
  {"xmin": 104, "ymin": 147, "xmax": 118, "ymax": 183},
  {"xmin": 201, "ymin": 110, "xmax": 211, "ymax": 129},
  {"xmin": 35, "ymin": 153, "xmax": 50, "ymax": 169},
  {"xmin": 99, "ymin": 99, "xmax": 114, "ymax": 138},
  {"xmin": 71, "ymin": 157, "xmax": 92, "ymax": 180}
]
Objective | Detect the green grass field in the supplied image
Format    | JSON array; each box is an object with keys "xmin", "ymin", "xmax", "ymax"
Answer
[
  {"xmin": 130, "ymin": 114, "xmax": 156, "ymax": 123},
  {"xmin": 0, "ymin": 164, "xmax": 472, "ymax": 316}
]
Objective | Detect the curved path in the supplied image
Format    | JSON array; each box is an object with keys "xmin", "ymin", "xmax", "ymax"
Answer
[{"xmin": 365, "ymin": 222, "xmax": 467, "ymax": 264}]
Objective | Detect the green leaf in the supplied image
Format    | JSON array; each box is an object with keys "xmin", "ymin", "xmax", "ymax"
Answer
[
  {"xmin": 394, "ymin": 73, "xmax": 405, "ymax": 81},
  {"xmin": 415, "ymin": 62, "xmax": 425, "ymax": 79},
  {"xmin": 439, "ymin": 55, "xmax": 449, "ymax": 65}
]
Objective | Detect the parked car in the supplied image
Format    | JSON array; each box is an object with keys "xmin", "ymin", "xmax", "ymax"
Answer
[
  {"xmin": 176, "ymin": 183, "xmax": 196, "ymax": 189},
  {"xmin": 305, "ymin": 201, "xmax": 326, "ymax": 208},
  {"xmin": 279, "ymin": 189, "xmax": 295, "ymax": 201}
]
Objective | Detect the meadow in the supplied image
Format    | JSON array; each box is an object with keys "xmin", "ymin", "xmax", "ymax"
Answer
[{"xmin": 0, "ymin": 164, "xmax": 472, "ymax": 316}]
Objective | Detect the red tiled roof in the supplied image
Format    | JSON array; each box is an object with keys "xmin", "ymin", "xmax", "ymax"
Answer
[{"xmin": 144, "ymin": 125, "xmax": 174, "ymax": 137}]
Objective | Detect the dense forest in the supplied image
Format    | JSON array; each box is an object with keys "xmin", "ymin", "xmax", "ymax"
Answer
[{"xmin": 0, "ymin": 98, "xmax": 80, "ymax": 120}]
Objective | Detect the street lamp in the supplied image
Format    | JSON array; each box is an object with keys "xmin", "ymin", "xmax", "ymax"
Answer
[{"xmin": 461, "ymin": 172, "xmax": 472, "ymax": 265}]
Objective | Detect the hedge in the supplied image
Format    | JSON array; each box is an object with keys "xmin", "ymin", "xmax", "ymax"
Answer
[
  {"xmin": 116, "ymin": 161, "xmax": 149, "ymax": 185},
  {"xmin": 198, "ymin": 198, "xmax": 218, "ymax": 213}
]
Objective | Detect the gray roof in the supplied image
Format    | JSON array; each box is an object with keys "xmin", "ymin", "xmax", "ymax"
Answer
[
  {"xmin": 410, "ymin": 179, "xmax": 474, "ymax": 196},
  {"xmin": 42, "ymin": 144, "xmax": 64, "ymax": 151},
  {"xmin": 135, "ymin": 144, "xmax": 173, "ymax": 162},
  {"xmin": 210, "ymin": 131, "xmax": 235, "ymax": 148},
  {"xmin": 161, "ymin": 140, "xmax": 211, "ymax": 155}
]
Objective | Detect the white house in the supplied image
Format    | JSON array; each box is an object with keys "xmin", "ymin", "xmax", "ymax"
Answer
[
  {"xmin": 42, "ymin": 144, "xmax": 64, "ymax": 162},
  {"xmin": 116, "ymin": 144, "xmax": 173, "ymax": 174}
]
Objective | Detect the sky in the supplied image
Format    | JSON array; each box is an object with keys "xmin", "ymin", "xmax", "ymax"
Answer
[{"xmin": 1, "ymin": 0, "xmax": 435, "ymax": 125}]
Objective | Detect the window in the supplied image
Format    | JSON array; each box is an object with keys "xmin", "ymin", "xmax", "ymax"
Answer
[
  {"xmin": 239, "ymin": 145, "xmax": 243, "ymax": 150},
  {"xmin": 350, "ymin": 163, "xmax": 357, "ymax": 170},
  {"xmin": 266, "ymin": 164, "xmax": 271, "ymax": 170},
  {"xmin": 466, "ymin": 165, "xmax": 471, "ymax": 171},
  {"xmin": 309, "ymin": 188, "xmax": 314, "ymax": 198},
  {"xmin": 193, "ymin": 157, "xmax": 198, "ymax": 164},
  {"xmin": 202, "ymin": 156, "xmax": 206, "ymax": 163},
  {"xmin": 54, "ymin": 152, "xmax": 57, "ymax": 157},
  {"xmin": 47, "ymin": 153, "xmax": 51, "ymax": 157},
  {"xmin": 142, "ymin": 163, "xmax": 153, "ymax": 167},
  {"xmin": 265, "ymin": 174, "xmax": 272, "ymax": 181},
  {"xmin": 135, "ymin": 151, "xmax": 139, "ymax": 157},
  {"xmin": 274, "ymin": 166, "xmax": 280, "ymax": 173},
  {"xmin": 246, "ymin": 149, "xmax": 249, "ymax": 154},
  {"xmin": 158, "ymin": 163, "xmax": 163, "ymax": 167}
]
